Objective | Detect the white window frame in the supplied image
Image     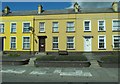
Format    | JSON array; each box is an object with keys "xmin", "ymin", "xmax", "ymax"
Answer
[
  {"xmin": 10, "ymin": 36, "xmax": 17, "ymax": 49},
  {"xmin": 39, "ymin": 22, "xmax": 45, "ymax": 32},
  {"xmin": 98, "ymin": 35, "xmax": 106, "ymax": 49},
  {"xmin": 83, "ymin": 20, "xmax": 91, "ymax": 31},
  {"xmin": 67, "ymin": 36, "xmax": 75, "ymax": 49},
  {"xmin": 10, "ymin": 22, "xmax": 17, "ymax": 33},
  {"xmin": 66, "ymin": 22, "xmax": 75, "ymax": 32},
  {"xmin": 22, "ymin": 36, "xmax": 30, "ymax": 50},
  {"xmin": 112, "ymin": 35, "xmax": 120, "ymax": 49},
  {"xmin": 112, "ymin": 19, "xmax": 120, "ymax": 31},
  {"xmin": 52, "ymin": 22, "xmax": 59, "ymax": 32},
  {"xmin": 98, "ymin": 20, "xmax": 106, "ymax": 31},
  {"xmin": 52, "ymin": 37, "xmax": 59, "ymax": 49},
  {"xmin": 22, "ymin": 22, "xmax": 31, "ymax": 33},
  {"xmin": 0, "ymin": 22, "xmax": 4, "ymax": 33}
]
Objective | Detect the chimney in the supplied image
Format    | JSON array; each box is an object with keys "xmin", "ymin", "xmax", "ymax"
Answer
[
  {"xmin": 112, "ymin": 2, "xmax": 118, "ymax": 12},
  {"xmin": 38, "ymin": 5, "xmax": 43, "ymax": 14},
  {"xmin": 74, "ymin": 2, "xmax": 80, "ymax": 13},
  {"xmin": 4, "ymin": 6, "xmax": 10, "ymax": 14}
]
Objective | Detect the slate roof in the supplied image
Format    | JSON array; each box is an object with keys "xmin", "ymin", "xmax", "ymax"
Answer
[{"xmin": 1, "ymin": 8, "xmax": 119, "ymax": 16}]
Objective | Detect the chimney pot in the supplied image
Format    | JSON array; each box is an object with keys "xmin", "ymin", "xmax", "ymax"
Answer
[
  {"xmin": 112, "ymin": 2, "xmax": 118, "ymax": 12},
  {"xmin": 38, "ymin": 5, "xmax": 43, "ymax": 14}
]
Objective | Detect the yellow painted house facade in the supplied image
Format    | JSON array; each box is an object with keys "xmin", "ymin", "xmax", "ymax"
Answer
[{"xmin": 0, "ymin": 2, "xmax": 119, "ymax": 55}]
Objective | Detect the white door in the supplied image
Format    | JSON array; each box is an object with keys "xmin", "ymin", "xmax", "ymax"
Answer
[{"xmin": 84, "ymin": 37, "xmax": 92, "ymax": 51}]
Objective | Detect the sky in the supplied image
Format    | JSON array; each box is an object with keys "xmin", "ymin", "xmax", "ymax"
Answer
[{"xmin": 1, "ymin": 2, "xmax": 119, "ymax": 11}]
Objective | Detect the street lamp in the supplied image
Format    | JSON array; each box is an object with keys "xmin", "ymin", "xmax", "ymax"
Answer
[{"xmin": 29, "ymin": 26, "xmax": 35, "ymax": 55}]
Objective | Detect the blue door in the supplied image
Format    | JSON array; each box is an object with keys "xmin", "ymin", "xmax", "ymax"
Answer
[{"xmin": 0, "ymin": 37, "xmax": 4, "ymax": 51}]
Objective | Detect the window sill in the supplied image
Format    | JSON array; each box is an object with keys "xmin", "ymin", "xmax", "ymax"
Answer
[
  {"xmin": 11, "ymin": 32, "xmax": 16, "ymax": 34},
  {"xmin": 22, "ymin": 48, "xmax": 30, "ymax": 50},
  {"xmin": 84, "ymin": 31, "xmax": 91, "ymax": 32},
  {"xmin": 52, "ymin": 32, "xmax": 59, "ymax": 33},
  {"xmin": 10, "ymin": 48, "xmax": 16, "ymax": 50},
  {"xmin": 39, "ymin": 32, "xmax": 46, "ymax": 33},
  {"xmin": 98, "ymin": 48, "xmax": 106, "ymax": 50},
  {"xmin": 0, "ymin": 32, "xmax": 4, "ymax": 34},
  {"xmin": 66, "ymin": 48, "xmax": 75, "ymax": 50},
  {"xmin": 52, "ymin": 48, "xmax": 59, "ymax": 50},
  {"xmin": 98, "ymin": 31, "xmax": 106, "ymax": 32},
  {"xmin": 66, "ymin": 31, "xmax": 75, "ymax": 33},
  {"xmin": 23, "ymin": 32, "xmax": 30, "ymax": 33},
  {"xmin": 112, "ymin": 30, "xmax": 120, "ymax": 32},
  {"xmin": 113, "ymin": 48, "xmax": 120, "ymax": 50}
]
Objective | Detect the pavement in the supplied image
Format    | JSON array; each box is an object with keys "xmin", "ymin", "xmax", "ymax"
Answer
[
  {"xmin": 0, "ymin": 53, "xmax": 119, "ymax": 83},
  {"xmin": 1, "ymin": 65, "xmax": 119, "ymax": 82}
]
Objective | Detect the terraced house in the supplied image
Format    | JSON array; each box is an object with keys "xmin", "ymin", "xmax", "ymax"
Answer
[{"xmin": 0, "ymin": 2, "xmax": 119, "ymax": 55}]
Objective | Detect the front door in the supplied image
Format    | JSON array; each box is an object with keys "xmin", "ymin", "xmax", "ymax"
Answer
[
  {"xmin": 0, "ymin": 37, "xmax": 4, "ymax": 51},
  {"xmin": 39, "ymin": 37, "xmax": 45, "ymax": 52},
  {"xmin": 84, "ymin": 37, "xmax": 92, "ymax": 51}
]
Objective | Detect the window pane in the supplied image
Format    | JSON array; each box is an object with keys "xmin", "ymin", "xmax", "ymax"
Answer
[
  {"xmin": 53, "ymin": 37, "xmax": 58, "ymax": 42},
  {"xmin": 40, "ymin": 22, "xmax": 45, "ymax": 32},
  {"xmin": 11, "ymin": 23, "xmax": 16, "ymax": 32},
  {"xmin": 113, "ymin": 20, "xmax": 120, "ymax": 30},
  {"xmin": 53, "ymin": 22, "xmax": 58, "ymax": 27},
  {"xmin": 84, "ymin": 21, "xmax": 90, "ymax": 31},
  {"xmin": 11, "ymin": 37, "xmax": 16, "ymax": 49},
  {"xmin": 67, "ymin": 37, "xmax": 74, "ymax": 49},
  {"xmin": 85, "ymin": 22, "xmax": 89, "ymax": 26},
  {"xmin": 114, "ymin": 36, "xmax": 120, "ymax": 48},
  {"xmin": 0, "ymin": 24, "xmax": 4, "ymax": 33},
  {"xmin": 23, "ymin": 23, "xmax": 30, "ymax": 32},
  {"xmin": 67, "ymin": 37, "xmax": 73, "ymax": 42},
  {"xmin": 53, "ymin": 43, "xmax": 58, "ymax": 48},
  {"xmin": 67, "ymin": 22, "xmax": 74, "ymax": 32},
  {"xmin": 99, "ymin": 36, "xmax": 105, "ymax": 49}
]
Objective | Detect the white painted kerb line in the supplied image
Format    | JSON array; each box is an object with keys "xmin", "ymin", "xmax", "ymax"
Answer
[
  {"xmin": 0, "ymin": 69, "xmax": 26, "ymax": 74},
  {"xmin": 60, "ymin": 70, "xmax": 92, "ymax": 77},
  {"xmin": 30, "ymin": 71, "xmax": 46, "ymax": 75}
]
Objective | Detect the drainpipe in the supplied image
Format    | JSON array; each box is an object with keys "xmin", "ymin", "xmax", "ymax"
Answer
[{"xmin": 33, "ymin": 18, "xmax": 35, "ymax": 55}]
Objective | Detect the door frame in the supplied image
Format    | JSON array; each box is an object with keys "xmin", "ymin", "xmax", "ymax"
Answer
[
  {"xmin": 83, "ymin": 36, "xmax": 93, "ymax": 52},
  {"xmin": 38, "ymin": 36, "xmax": 47, "ymax": 52},
  {"xmin": 0, "ymin": 36, "xmax": 5, "ymax": 51}
]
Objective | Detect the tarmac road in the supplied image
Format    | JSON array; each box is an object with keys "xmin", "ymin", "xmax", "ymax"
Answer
[{"xmin": 1, "ymin": 65, "xmax": 119, "ymax": 83}]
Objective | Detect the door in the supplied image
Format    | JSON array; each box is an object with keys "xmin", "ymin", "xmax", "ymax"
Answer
[
  {"xmin": 39, "ymin": 37, "xmax": 45, "ymax": 52},
  {"xmin": 84, "ymin": 37, "xmax": 92, "ymax": 51},
  {"xmin": 0, "ymin": 37, "xmax": 4, "ymax": 51}
]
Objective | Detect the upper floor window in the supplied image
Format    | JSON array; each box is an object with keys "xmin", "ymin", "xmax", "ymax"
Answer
[
  {"xmin": 98, "ymin": 36, "xmax": 106, "ymax": 49},
  {"xmin": 113, "ymin": 36, "xmax": 120, "ymax": 49},
  {"xmin": 67, "ymin": 36, "xmax": 74, "ymax": 49},
  {"xmin": 67, "ymin": 22, "xmax": 74, "ymax": 32},
  {"xmin": 10, "ymin": 37, "xmax": 16, "ymax": 49},
  {"xmin": 84, "ymin": 20, "xmax": 91, "ymax": 31},
  {"xmin": 98, "ymin": 20, "xmax": 105, "ymax": 31},
  {"xmin": 52, "ymin": 22, "xmax": 58, "ymax": 32},
  {"xmin": 39, "ymin": 22, "xmax": 45, "ymax": 32},
  {"xmin": 23, "ymin": 37, "xmax": 30, "ymax": 49},
  {"xmin": 112, "ymin": 20, "xmax": 120, "ymax": 31},
  {"xmin": 23, "ymin": 23, "xmax": 30, "ymax": 33},
  {"xmin": 0, "ymin": 23, "xmax": 4, "ymax": 33},
  {"xmin": 11, "ymin": 23, "xmax": 16, "ymax": 33},
  {"xmin": 53, "ymin": 37, "xmax": 58, "ymax": 49}
]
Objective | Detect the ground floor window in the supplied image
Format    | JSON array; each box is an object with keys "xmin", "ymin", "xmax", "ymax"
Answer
[
  {"xmin": 23, "ymin": 37, "xmax": 30, "ymax": 49},
  {"xmin": 53, "ymin": 37, "xmax": 58, "ymax": 49},
  {"xmin": 10, "ymin": 37, "xmax": 16, "ymax": 49},
  {"xmin": 98, "ymin": 36, "xmax": 106, "ymax": 49},
  {"xmin": 67, "ymin": 36, "xmax": 74, "ymax": 49},
  {"xmin": 113, "ymin": 36, "xmax": 120, "ymax": 49}
]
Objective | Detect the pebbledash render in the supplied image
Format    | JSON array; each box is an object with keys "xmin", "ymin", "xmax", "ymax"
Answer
[{"xmin": 0, "ymin": 2, "xmax": 119, "ymax": 55}]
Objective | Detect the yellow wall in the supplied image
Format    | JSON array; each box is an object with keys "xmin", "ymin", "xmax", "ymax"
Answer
[
  {"xmin": 0, "ymin": 13, "xmax": 119, "ymax": 52},
  {"xmin": 34, "ymin": 13, "xmax": 119, "ymax": 52},
  {"xmin": 0, "ymin": 16, "xmax": 34, "ymax": 51}
]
